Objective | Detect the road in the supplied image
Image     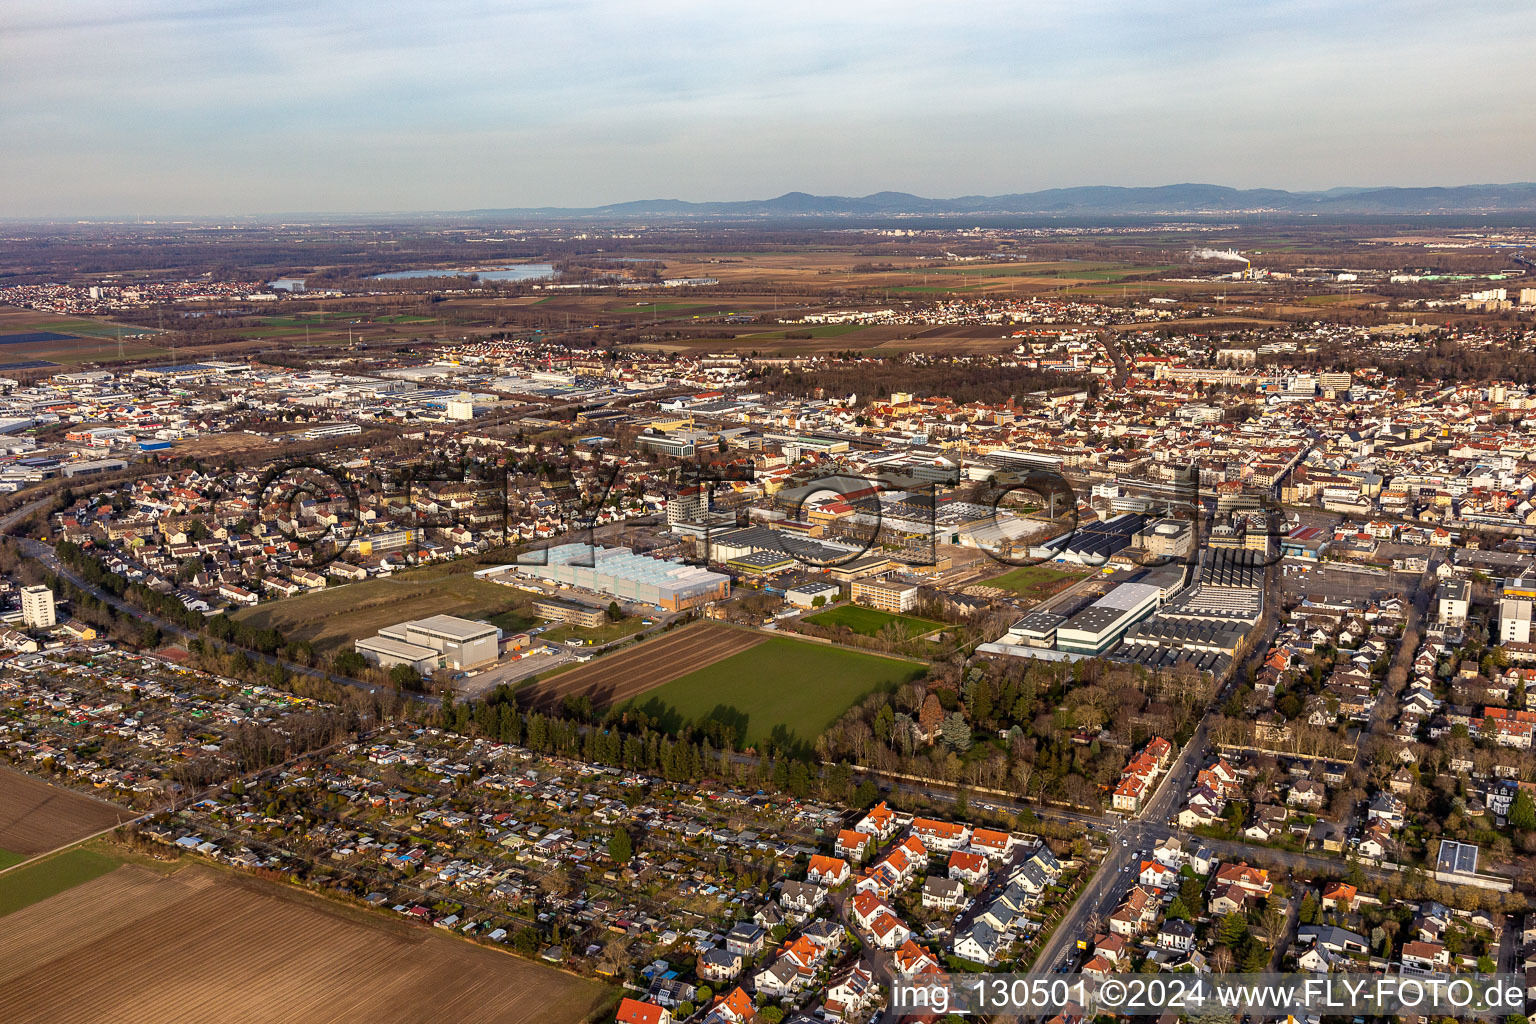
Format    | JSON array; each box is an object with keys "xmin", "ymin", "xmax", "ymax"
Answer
[
  {"xmin": 1099, "ymin": 332, "xmax": 1132, "ymax": 390},
  {"xmin": 1030, "ymin": 725, "xmax": 1208, "ymax": 975},
  {"xmin": 0, "ymin": 496, "xmax": 51, "ymax": 536},
  {"xmin": 1027, "ymin": 549, "xmax": 1273, "ymax": 975},
  {"xmin": 1354, "ymin": 566, "xmax": 1429, "ymax": 769}
]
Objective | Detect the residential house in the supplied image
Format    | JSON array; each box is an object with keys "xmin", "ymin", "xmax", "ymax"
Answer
[
  {"xmin": 1213, "ymin": 863, "xmax": 1273, "ymax": 898},
  {"xmin": 1207, "ymin": 885, "xmax": 1248, "ymax": 917},
  {"xmin": 823, "ymin": 965, "xmax": 877, "ymax": 1022},
  {"xmin": 1287, "ymin": 779, "xmax": 1327, "ymax": 810},
  {"xmin": 855, "ymin": 802, "xmax": 898, "ymax": 840},
  {"xmin": 867, "ymin": 911, "xmax": 911, "ymax": 950},
  {"xmin": 616, "ymin": 998, "xmax": 674, "ymax": 1024},
  {"xmin": 910, "ymin": 817, "xmax": 970, "ymax": 852},
  {"xmin": 780, "ymin": 880, "xmax": 826, "ymax": 920},
  {"xmin": 725, "ymin": 921, "xmax": 766, "ymax": 957},
  {"xmin": 699, "ymin": 947, "xmax": 743, "ymax": 983},
  {"xmin": 1157, "ymin": 920, "xmax": 1195, "ymax": 952},
  {"xmin": 1401, "ymin": 940, "xmax": 1450, "ymax": 970},
  {"xmin": 1138, "ymin": 859, "xmax": 1178, "ymax": 890},
  {"xmin": 1321, "ymin": 882, "xmax": 1356, "ymax": 912},
  {"xmin": 705, "ymin": 987, "xmax": 755, "ymax": 1024},
  {"xmin": 953, "ymin": 921, "xmax": 1005, "ymax": 965},
  {"xmin": 948, "ymin": 850, "xmax": 989, "ymax": 885},
  {"xmin": 1297, "ymin": 925, "xmax": 1369, "ymax": 956},
  {"xmin": 834, "ymin": 829, "xmax": 872, "ymax": 864},
  {"xmin": 969, "ymin": 827, "xmax": 1015, "ymax": 861},
  {"xmin": 922, "ymin": 876, "xmax": 966, "ymax": 912},
  {"xmin": 806, "ymin": 855, "xmax": 850, "ymax": 887}
]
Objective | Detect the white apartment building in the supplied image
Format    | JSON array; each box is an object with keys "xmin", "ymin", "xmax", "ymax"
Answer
[{"xmin": 21, "ymin": 585, "xmax": 56, "ymax": 629}]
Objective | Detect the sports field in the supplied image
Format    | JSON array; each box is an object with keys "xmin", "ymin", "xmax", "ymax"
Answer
[
  {"xmin": 802, "ymin": 604, "xmax": 943, "ymax": 637},
  {"xmin": 625, "ymin": 634, "xmax": 925, "ymax": 749},
  {"xmin": 0, "ymin": 860, "xmax": 611, "ymax": 1024}
]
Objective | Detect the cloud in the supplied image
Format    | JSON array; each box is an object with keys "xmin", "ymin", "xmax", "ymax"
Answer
[{"xmin": 1, "ymin": 0, "xmax": 1534, "ymax": 214}]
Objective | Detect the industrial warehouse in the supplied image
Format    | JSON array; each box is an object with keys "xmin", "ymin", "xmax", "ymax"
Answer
[
  {"xmin": 507, "ymin": 543, "xmax": 731, "ymax": 611},
  {"xmin": 975, "ymin": 543, "xmax": 1263, "ymax": 674},
  {"xmin": 355, "ymin": 614, "xmax": 502, "ymax": 674}
]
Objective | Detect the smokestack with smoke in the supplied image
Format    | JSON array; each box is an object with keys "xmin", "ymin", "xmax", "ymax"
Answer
[
  {"xmin": 1189, "ymin": 248, "xmax": 1251, "ymax": 265},
  {"xmin": 1185, "ymin": 247, "xmax": 1247, "ymax": 267}
]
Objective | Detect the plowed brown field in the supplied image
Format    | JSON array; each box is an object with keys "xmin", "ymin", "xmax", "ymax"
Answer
[
  {"xmin": 0, "ymin": 862, "xmax": 611, "ymax": 1024},
  {"xmin": 0, "ymin": 768, "xmax": 131, "ymax": 857},
  {"xmin": 520, "ymin": 622, "xmax": 762, "ymax": 710}
]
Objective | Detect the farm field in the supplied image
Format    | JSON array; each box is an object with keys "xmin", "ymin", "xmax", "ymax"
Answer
[
  {"xmin": 519, "ymin": 622, "xmax": 761, "ymax": 711},
  {"xmin": 0, "ymin": 767, "xmax": 133, "ymax": 858},
  {"xmin": 975, "ymin": 564, "xmax": 1087, "ymax": 601},
  {"xmin": 232, "ymin": 566, "xmax": 529, "ymax": 654},
  {"xmin": 625, "ymin": 635, "xmax": 925, "ymax": 750},
  {"xmin": 0, "ymin": 308, "xmax": 168, "ymax": 365},
  {"xmin": 0, "ymin": 848, "xmax": 123, "ymax": 917},
  {"xmin": 0, "ymin": 307, "xmax": 158, "ymax": 340},
  {"xmin": 802, "ymin": 604, "xmax": 943, "ymax": 638},
  {"xmin": 0, "ymin": 861, "xmax": 611, "ymax": 1024}
]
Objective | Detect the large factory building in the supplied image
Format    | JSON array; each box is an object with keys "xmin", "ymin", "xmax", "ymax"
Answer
[{"xmin": 514, "ymin": 544, "xmax": 730, "ymax": 612}]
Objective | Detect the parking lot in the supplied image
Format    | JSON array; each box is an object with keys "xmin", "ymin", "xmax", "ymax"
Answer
[
  {"xmin": 1281, "ymin": 560, "xmax": 1411, "ymax": 603},
  {"xmin": 457, "ymin": 644, "xmax": 576, "ymax": 698}
]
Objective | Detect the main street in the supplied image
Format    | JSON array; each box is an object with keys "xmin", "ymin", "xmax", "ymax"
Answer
[{"xmin": 1028, "ymin": 552, "xmax": 1283, "ymax": 976}]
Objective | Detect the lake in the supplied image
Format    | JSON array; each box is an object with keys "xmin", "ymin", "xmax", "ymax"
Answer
[{"xmin": 368, "ymin": 263, "xmax": 555, "ymax": 282}]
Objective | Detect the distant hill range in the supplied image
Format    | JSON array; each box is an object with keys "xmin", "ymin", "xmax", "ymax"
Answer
[{"xmin": 470, "ymin": 183, "xmax": 1536, "ymax": 219}]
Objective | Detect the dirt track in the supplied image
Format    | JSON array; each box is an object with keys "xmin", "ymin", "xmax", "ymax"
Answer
[{"xmin": 520, "ymin": 622, "xmax": 762, "ymax": 710}]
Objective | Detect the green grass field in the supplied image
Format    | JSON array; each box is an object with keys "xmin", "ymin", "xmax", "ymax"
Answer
[
  {"xmin": 486, "ymin": 609, "xmax": 538, "ymax": 634},
  {"xmin": 976, "ymin": 564, "xmax": 1086, "ymax": 600},
  {"xmin": 540, "ymin": 617, "xmax": 647, "ymax": 646},
  {"xmin": 625, "ymin": 635, "xmax": 924, "ymax": 752},
  {"xmin": 0, "ymin": 848, "xmax": 25, "ymax": 871},
  {"xmin": 802, "ymin": 604, "xmax": 943, "ymax": 638},
  {"xmin": 233, "ymin": 565, "xmax": 529, "ymax": 654},
  {"xmin": 613, "ymin": 301, "xmax": 718, "ymax": 313},
  {"xmin": 0, "ymin": 847, "xmax": 121, "ymax": 917}
]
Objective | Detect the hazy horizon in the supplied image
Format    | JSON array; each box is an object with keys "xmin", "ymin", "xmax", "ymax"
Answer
[{"xmin": 5, "ymin": 0, "xmax": 1535, "ymax": 218}]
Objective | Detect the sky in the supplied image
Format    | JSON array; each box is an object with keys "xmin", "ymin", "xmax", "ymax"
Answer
[{"xmin": 2, "ymin": 0, "xmax": 1534, "ymax": 216}]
